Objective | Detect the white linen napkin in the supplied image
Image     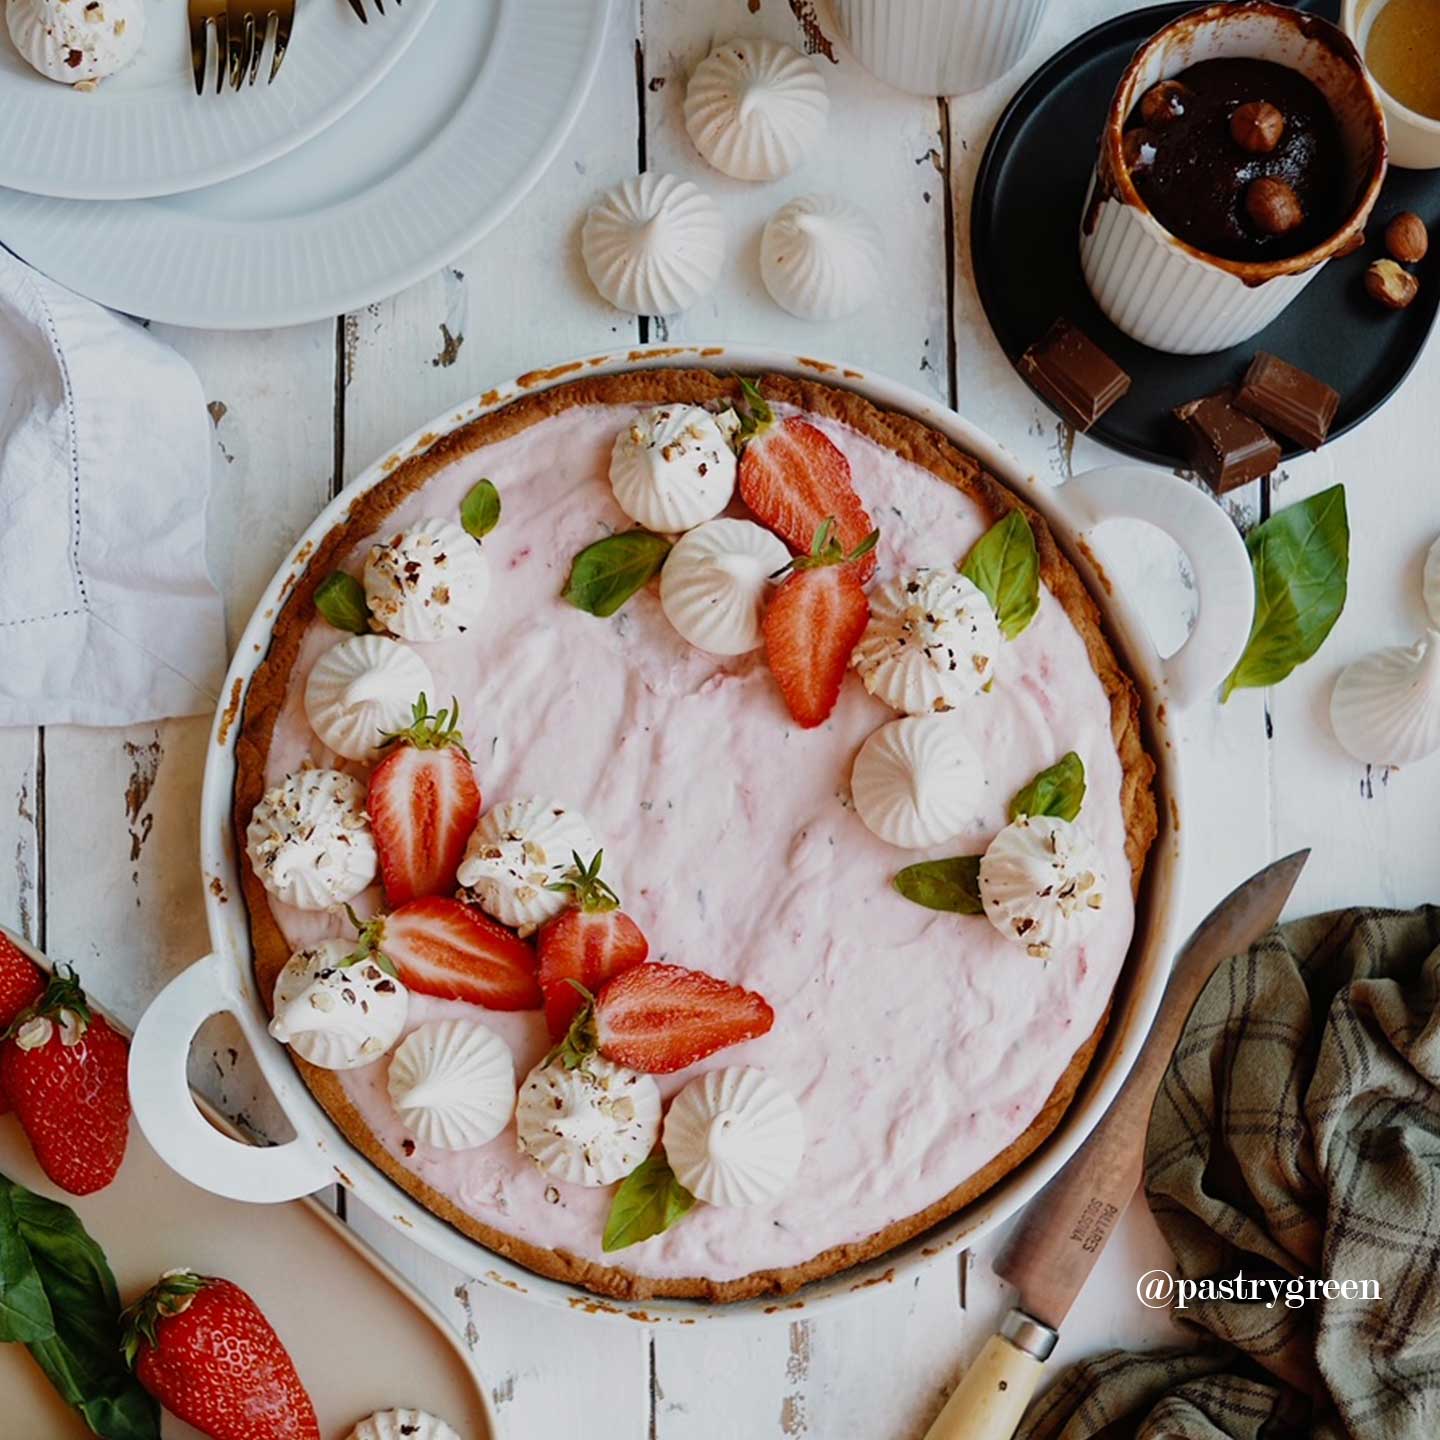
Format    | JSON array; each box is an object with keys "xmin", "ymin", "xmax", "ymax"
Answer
[{"xmin": 0, "ymin": 247, "xmax": 225, "ymax": 726}]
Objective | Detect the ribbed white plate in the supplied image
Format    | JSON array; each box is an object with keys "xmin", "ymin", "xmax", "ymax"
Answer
[
  {"xmin": 0, "ymin": 0, "xmax": 438, "ymax": 200},
  {"xmin": 0, "ymin": 0, "xmax": 610, "ymax": 328}
]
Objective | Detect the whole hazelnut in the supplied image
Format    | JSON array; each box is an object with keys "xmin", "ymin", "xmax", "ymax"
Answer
[
  {"xmin": 1230, "ymin": 100, "xmax": 1286, "ymax": 154},
  {"xmin": 1385, "ymin": 212, "xmax": 1429, "ymax": 264},
  {"xmin": 1365, "ymin": 259, "xmax": 1420, "ymax": 310},
  {"xmin": 1122, "ymin": 128, "xmax": 1158, "ymax": 175},
  {"xmin": 1140, "ymin": 80, "xmax": 1191, "ymax": 127},
  {"xmin": 1245, "ymin": 177, "xmax": 1304, "ymax": 237}
]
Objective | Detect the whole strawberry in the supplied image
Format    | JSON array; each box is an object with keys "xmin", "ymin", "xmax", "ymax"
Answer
[
  {"xmin": 0, "ymin": 932, "xmax": 45, "ymax": 1116},
  {"xmin": 123, "ymin": 1271, "xmax": 319, "ymax": 1440},
  {"xmin": 1, "ymin": 965, "xmax": 130, "ymax": 1194},
  {"xmin": 538, "ymin": 851, "xmax": 649, "ymax": 1039}
]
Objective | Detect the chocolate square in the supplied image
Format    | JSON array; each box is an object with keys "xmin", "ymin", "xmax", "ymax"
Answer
[
  {"xmin": 1018, "ymin": 319, "xmax": 1131, "ymax": 432},
  {"xmin": 1174, "ymin": 389, "xmax": 1281, "ymax": 493},
  {"xmin": 1234, "ymin": 352, "xmax": 1340, "ymax": 451}
]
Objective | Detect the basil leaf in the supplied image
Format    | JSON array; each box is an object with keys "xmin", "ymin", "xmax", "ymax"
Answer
[
  {"xmin": 603, "ymin": 1155, "xmax": 696, "ymax": 1253},
  {"xmin": 460, "ymin": 478, "xmax": 501, "ymax": 540},
  {"xmin": 563, "ymin": 531, "xmax": 671, "ymax": 619},
  {"xmin": 1222, "ymin": 485, "xmax": 1349, "ymax": 701},
  {"xmin": 1010, "ymin": 752, "xmax": 1085, "ymax": 822},
  {"xmin": 961, "ymin": 510, "xmax": 1040, "ymax": 640},
  {"xmin": 0, "ymin": 1181, "xmax": 53, "ymax": 1343},
  {"xmin": 893, "ymin": 856, "xmax": 983, "ymax": 914},
  {"xmin": 314, "ymin": 571, "xmax": 369, "ymax": 634},
  {"xmin": 0, "ymin": 1174, "xmax": 161, "ymax": 1439}
]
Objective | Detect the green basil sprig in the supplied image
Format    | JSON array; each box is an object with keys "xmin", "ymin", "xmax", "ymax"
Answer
[
  {"xmin": 603, "ymin": 1154, "xmax": 696, "ymax": 1253},
  {"xmin": 460, "ymin": 478, "xmax": 501, "ymax": 540},
  {"xmin": 0, "ymin": 1173, "xmax": 161, "ymax": 1439},
  {"xmin": 563, "ymin": 530, "xmax": 672, "ymax": 618},
  {"xmin": 1009, "ymin": 752, "xmax": 1085, "ymax": 822},
  {"xmin": 314, "ymin": 571, "xmax": 370, "ymax": 634},
  {"xmin": 893, "ymin": 856, "xmax": 983, "ymax": 914},
  {"xmin": 961, "ymin": 510, "xmax": 1040, "ymax": 640},
  {"xmin": 893, "ymin": 754, "xmax": 1086, "ymax": 913},
  {"xmin": 1222, "ymin": 486, "xmax": 1349, "ymax": 701}
]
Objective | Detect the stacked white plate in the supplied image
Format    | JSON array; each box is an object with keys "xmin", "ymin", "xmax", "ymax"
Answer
[{"xmin": 0, "ymin": 0, "xmax": 611, "ymax": 327}]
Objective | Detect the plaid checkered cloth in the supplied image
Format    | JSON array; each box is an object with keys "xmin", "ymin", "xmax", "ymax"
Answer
[{"xmin": 1017, "ymin": 906, "xmax": 1440, "ymax": 1440}]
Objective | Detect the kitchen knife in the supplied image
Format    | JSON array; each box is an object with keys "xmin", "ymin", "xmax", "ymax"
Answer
[{"xmin": 920, "ymin": 849, "xmax": 1310, "ymax": 1440}]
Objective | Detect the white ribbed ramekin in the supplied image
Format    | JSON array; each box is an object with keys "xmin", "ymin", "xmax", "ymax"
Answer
[
  {"xmin": 1080, "ymin": 1, "xmax": 1388, "ymax": 355},
  {"xmin": 831, "ymin": 0, "xmax": 1051, "ymax": 97}
]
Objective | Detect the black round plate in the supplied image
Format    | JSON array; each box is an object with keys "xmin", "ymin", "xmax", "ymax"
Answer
[{"xmin": 971, "ymin": 0, "xmax": 1440, "ymax": 466}]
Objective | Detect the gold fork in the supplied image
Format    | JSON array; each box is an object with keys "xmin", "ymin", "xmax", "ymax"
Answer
[
  {"xmin": 189, "ymin": 0, "xmax": 295, "ymax": 94},
  {"xmin": 346, "ymin": 0, "xmax": 403, "ymax": 22}
]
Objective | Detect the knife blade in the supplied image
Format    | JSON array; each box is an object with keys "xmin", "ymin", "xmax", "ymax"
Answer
[{"xmin": 920, "ymin": 849, "xmax": 1309, "ymax": 1440}]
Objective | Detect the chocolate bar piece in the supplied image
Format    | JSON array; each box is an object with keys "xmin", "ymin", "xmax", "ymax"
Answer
[
  {"xmin": 1018, "ymin": 319, "xmax": 1132, "ymax": 431},
  {"xmin": 1234, "ymin": 352, "xmax": 1339, "ymax": 451},
  {"xmin": 1174, "ymin": 389, "xmax": 1281, "ymax": 493}
]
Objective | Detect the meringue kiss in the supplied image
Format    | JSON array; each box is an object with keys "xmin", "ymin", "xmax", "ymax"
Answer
[
  {"xmin": 1330, "ymin": 632, "xmax": 1440, "ymax": 767},
  {"xmin": 761, "ymin": 194, "xmax": 884, "ymax": 321},
  {"xmin": 660, "ymin": 518, "xmax": 790, "ymax": 655},
  {"xmin": 851, "ymin": 715, "xmax": 986, "ymax": 849},
  {"xmin": 684, "ymin": 39, "xmax": 829, "ymax": 182},
  {"xmin": 582, "ymin": 174, "xmax": 725, "ymax": 316}
]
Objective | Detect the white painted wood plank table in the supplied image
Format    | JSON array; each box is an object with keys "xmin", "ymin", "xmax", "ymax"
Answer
[{"xmin": 2, "ymin": 1, "xmax": 1435, "ymax": 1435}]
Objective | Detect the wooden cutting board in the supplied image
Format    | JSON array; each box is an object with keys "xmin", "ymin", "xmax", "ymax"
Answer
[{"xmin": 0, "ymin": 1112, "xmax": 496, "ymax": 1440}]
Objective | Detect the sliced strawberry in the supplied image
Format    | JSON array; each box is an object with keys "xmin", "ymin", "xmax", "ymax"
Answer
[
  {"xmin": 0, "ymin": 933, "xmax": 44, "ymax": 1116},
  {"xmin": 537, "ymin": 852, "xmax": 649, "ymax": 1040},
  {"xmin": 374, "ymin": 897, "xmax": 541, "ymax": 1010},
  {"xmin": 763, "ymin": 520, "xmax": 877, "ymax": 729},
  {"xmin": 592, "ymin": 962, "xmax": 774, "ymax": 1074},
  {"xmin": 368, "ymin": 696, "xmax": 481, "ymax": 905},
  {"xmin": 736, "ymin": 379, "xmax": 876, "ymax": 583}
]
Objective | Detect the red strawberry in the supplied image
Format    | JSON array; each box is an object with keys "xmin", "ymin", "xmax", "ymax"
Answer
[
  {"xmin": 0, "ymin": 966, "xmax": 129, "ymax": 1195},
  {"xmin": 590, "ymin": 961, "xmax": 774, "ymax": 1075},
  {"xmin": 762, "ymin": 519, "xmax": 877, "ymax": 729},
  {"xmin": 537, "ymin": 851, "xmax": 649, "ymax": 1039},
  {"xmin": 123, "ymin": 1271, "xmax": 319, "ymax": 1440},
  {"xmin": 365, "ymin": 896, "xmax": 541, "ymax": 1010},
  {"xmin": 0, "ymin": 933, "xmax": 45, "ymax": 1116},
  {"xmin": 368, "ymin": 695, "xmax": 481, "ymax": 905},
  {"xmin": 736, "ymin": 378, "xmax": 876, "ymax": 583}
]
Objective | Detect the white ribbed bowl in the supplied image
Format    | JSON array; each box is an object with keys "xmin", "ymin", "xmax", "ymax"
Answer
[
  {"xmin": 831, "ymin": 0, "xmax": 1051, "ymax": 97},
  {"xmin": 1080, "ymin": 2, "xmax": 1387, "ymax": 355}
]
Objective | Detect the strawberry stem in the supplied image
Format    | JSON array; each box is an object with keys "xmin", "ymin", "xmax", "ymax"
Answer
[
  {"xmin": 545, "ymin": 985, "xmax": 598, "ymax": 1071},
  {"xmin": 545, "ymin": 851, "xmax": 621, "ymax": 913},
  {"xmin": 770, "ymin": 519, "xmax": 881, "ymax": 580},
  {"xmin": 378, "ymin": 694, "xmax": 470, "ymax": 759},
  {"xmin": 342, "ymin": 906, "xmax": 399, "ymax": 978},
  {"xmin": 733, "ymin": 376, "xmax": 774, "ymax": 446},
  {"xmin": 121, "ymin": 1270, "xmax": 209, "ymax": 1367},
  {"xmin": 3, "ymin": 963, "xmax": 91, "ymax": 1041}
]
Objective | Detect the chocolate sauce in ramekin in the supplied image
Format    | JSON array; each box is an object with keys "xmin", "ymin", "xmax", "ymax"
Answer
[{"xmin": 1124, "ymin": 57, "xmax": 1346, "ymax": 262}]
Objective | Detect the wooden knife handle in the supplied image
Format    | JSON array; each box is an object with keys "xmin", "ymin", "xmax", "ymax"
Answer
[{"xmin": 921, "ymin": 1333, "xmax": 1043, "ymax": 1440}]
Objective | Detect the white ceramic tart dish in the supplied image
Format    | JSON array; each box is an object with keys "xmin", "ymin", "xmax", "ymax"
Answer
[{"xmin": 130, "ymin": 347, "xmax": 1254, "ymax": 1321}]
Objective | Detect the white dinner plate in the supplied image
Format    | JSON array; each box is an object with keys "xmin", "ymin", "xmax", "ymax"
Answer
[
  {"xmin": 0, "ymin": 0, "xmax": 611, "ymax": 327},
  {"xmin": 0, "ymin": 0, "xmax": 438, "ymax": 200}
]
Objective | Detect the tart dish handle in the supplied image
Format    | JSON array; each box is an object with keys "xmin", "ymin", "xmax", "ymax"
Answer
[
  {"xmin": 130, "ymin": 951, "xmax": 333, "ymax": 1204},
  {"xmin": 1062, "ymin": 466, "xmax": 1255, "ymax": 710}
]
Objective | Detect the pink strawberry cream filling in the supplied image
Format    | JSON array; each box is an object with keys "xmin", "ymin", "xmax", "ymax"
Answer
[{"xmin": 260, "ymin": 402, "xmax": 1137, "ymax": 1282}]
